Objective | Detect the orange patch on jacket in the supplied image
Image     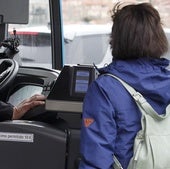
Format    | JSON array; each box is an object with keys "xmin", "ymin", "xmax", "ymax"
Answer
[{"xmin": 84, "ymin": 118, "xmax": 94, "ymax": 127}]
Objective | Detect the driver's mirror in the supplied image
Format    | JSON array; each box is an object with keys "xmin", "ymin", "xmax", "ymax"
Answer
[{"xmin": 0, "ymin": 0, "xmax": 29, "ymax": 24}]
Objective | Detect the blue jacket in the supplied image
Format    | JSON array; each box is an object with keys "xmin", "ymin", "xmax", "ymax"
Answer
[{"xmin": 79, "ymin": 58, "xmax": 170, "ymax": 169}]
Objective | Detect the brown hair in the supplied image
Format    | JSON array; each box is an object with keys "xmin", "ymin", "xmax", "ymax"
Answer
[{"xmin": 110, "ymin": 3, "xmax": 168, "ymax": 60}]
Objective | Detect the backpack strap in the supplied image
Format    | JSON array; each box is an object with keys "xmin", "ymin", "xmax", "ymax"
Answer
[
  {"xmin": 105, "ymin": 73, "xmax": 170, "ymax": 120},
  {"xmin": 105, "ymin": 73, "xmax": 170, "ymax": 168},
  {"xmin": 113, "ymin": 155, "xmax": 123, "ymax": 169}
]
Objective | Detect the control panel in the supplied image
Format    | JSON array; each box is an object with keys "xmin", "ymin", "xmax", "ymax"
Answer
[{"xmin": 45, "ymin": 65, "xmax": 99, "ymax": 113}]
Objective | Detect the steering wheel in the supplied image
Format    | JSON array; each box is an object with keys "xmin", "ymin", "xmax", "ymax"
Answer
[{"xmin": 0, "ymin": 59, "xmax": 19, "ymax": 92}]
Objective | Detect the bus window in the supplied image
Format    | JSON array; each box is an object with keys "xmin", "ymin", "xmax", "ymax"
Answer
[
  {"xmin": 8, "ymin": 0, "xmax": 52, "ymax": 69},
  {"xmin": 7, "ymin": 0, "xmax": 170, "ymax": 69},
  {"xmin": 62, "ymin": 0, "xmax": 170, "ymax": 67}
]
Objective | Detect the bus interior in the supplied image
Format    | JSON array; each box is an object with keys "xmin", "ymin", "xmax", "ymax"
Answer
[{"xmin": 0, "ymin": 0, "xmax": 170, "ymax": 169}]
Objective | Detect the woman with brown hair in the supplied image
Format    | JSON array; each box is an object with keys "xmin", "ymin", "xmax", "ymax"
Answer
[{"xmin": 79, "ymin": 2, "xmax": 169, "ymax": 169}]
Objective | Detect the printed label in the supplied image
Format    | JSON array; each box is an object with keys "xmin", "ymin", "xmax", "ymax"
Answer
[{"xmin": 0, "ymin": 132, "xmax": 34, "ymax": 143}]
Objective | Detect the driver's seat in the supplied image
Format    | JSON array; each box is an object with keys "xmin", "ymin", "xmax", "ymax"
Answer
[{"xmin": 0, "ymin": 120, "xmax": 67, "ymax": 169}]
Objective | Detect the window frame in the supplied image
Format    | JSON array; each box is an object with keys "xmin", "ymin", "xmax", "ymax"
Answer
[{"xmin": 50, "ymin": 0, "xmax": 64, "ymax": 70}]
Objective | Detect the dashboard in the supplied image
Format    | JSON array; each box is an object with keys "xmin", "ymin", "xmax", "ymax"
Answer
[
  {"xmin": 7, "ymin": 66, "xmax": 59, "ymax": 107},
  {"xmin": 5, "ymin": 65, "xmax": 97, "ymax": 128}
]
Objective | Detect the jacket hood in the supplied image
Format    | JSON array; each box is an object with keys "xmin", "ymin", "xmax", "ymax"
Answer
[{"xmin": 99, "ymin": 58, "xmax": 170, "ymax": 113}]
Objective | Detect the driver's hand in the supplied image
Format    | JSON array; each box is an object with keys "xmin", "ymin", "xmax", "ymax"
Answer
[{"xmin": 12, "ymin": 94, "xmax": 46, "ymax": 120}]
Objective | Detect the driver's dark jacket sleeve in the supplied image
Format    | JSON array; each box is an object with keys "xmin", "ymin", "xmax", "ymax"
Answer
[{"xmin": 0, "ymin": 101, "xmax": 13, "ymax": 121}]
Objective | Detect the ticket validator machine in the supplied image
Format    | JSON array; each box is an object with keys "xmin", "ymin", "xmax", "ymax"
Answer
[{"xmin": 0, "ymin": 65, "xmax": 98, "ymax": 169}]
